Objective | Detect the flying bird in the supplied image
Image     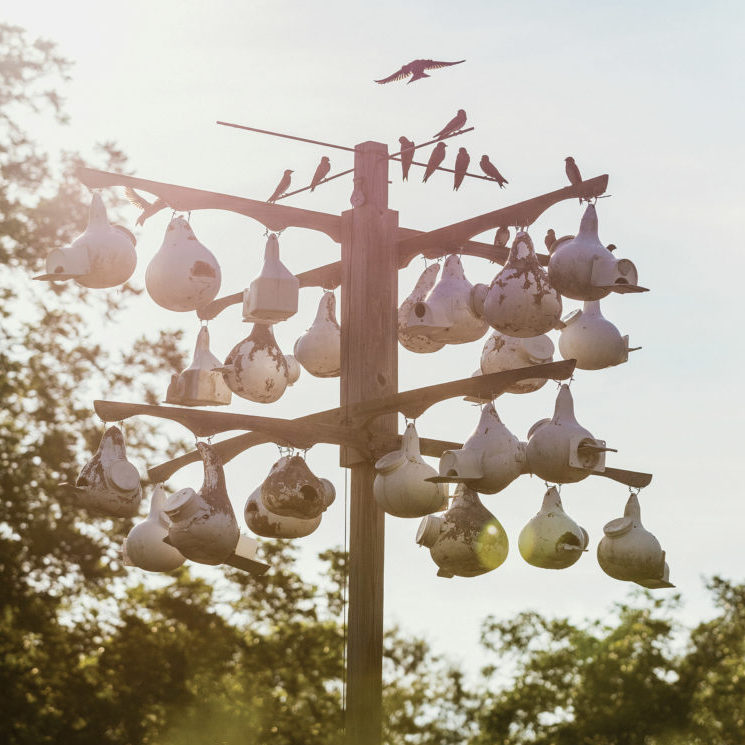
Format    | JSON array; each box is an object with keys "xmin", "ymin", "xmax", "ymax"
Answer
[
  {"xmin": 268, "ymin": 169, "xmax": 293, "ymax": 203},
  {"xmin": 310, "ymin": 157, "xmax": 331, "ymax": 191},
  {"xmin": 399, "ymin": 136, "xmax": 415, "ymax": 181},
  {"xmin": 564, "ymin": 156, "xmax": 582, "ymax": 186},
  {"xmin": 479, "ymin": 155, "xmax": 508, "ymax": 188},
  {"xmin": 453, "ymin": 147, "xmax": 470, "ymax": 190},
  {"xmin": 423, "ymin": 142, "xmax": 447, "ymax": 182},
  {"xmin": 124, "ymin": 187, "xmax": 168, "ymax": 226},
  {"xmin": 375, "ymin": 59, "xmax": 465, "ymax": 85},
  {"xmin": 434, "ymin": 109, "xmax": 467, "ymax": 140},
  {"xmin": 545, "ymin": 229, "xmax": 556, "ymax": 252}
]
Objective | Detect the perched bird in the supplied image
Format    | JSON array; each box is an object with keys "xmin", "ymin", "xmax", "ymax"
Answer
[
  {"xmin": 310, "ymin": 157, "xmax": 331, "ymax": 191},
  {"xmin": 479, "ymin": 155, "xmax": 508, "ymax": 188},
  {"xmin": 607, "ymin": 243, "xmax": 617, "ymax": 252},
  {"xmin": 268, "ymin": 169, "xmax": 293, "ymax": 203},
  {"xmin": 375, "ymin": 59, "xmax": 465, "ymax": 85},
  {"xmin": 495, "ymin": 226, "xmax": 510, "ymax": 248},
  {"xmin": 124, "ymin": 187, "xmax": 168, "ymax": 226},
  {"xmin": 434, "ymin": 109, "xmax": 467, "ymax": 140},
  {"xmin": 545, "ymin": 229, "xmax": 556, "ymax": 252},
  {"xmin": 399, "ymin": 136, "xmax": 415, "ymax": 181},
  {"xmin": 564, "ymin": 156, "xmax": 582, "ymax": 186},
  {"xmin": 453, "ymin": 147, "xmax": 470, "ymax": 190},
  {"xmin": 423, "ymin": 142, "xmax": 447, "ymax": 182}
]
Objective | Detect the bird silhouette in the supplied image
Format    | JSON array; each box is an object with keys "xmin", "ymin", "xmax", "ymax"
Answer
[
  {"xmin": 399, "ymin": 136, "xmax": 415, "ymax": 181},
  {"xmin": 375, "ymin": 59, "xmax": 465, "ymax": 84},
  {"xmin": 268, "ymin": 169, "xmax": 293, "ymax": 203},
  {"xmin": 453, "ymin": 147, "xmax": 470, "ymax": 190},
  {"xmin": 124, "ymin": 187, "xmax": 169, "ymax": 226},
  {"xmin": 495, "ymin": 226, "xmax": 510, "ymax": 248},
  {"xmin": 310, "ymin": 157, "xmax": 331, "ymax": 191},
  {"xmin": 545, "ymin": 229, "xmax": 556, "ymax": 252},
  {"xmin": 434, "ymin": 109, "xmax": 467, "ymax": 140},
  {"xmin": 479, "ymin": 156, "xmax": 508, "ymax": 188},
  {"xmin": 564, "ymin": 156, "xmax": 582, "ymax": 186},
  {"xmin": 423, "ymin": 142, "xmax": 447, "ymax": 182}
]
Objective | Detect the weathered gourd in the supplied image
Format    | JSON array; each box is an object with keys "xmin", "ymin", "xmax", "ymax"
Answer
[
  {"xmin": 73, "ymin": 425, "xmax": 142, "ymax": 517},
  {"xmin": 165, "ymin": 326, "xmax": 232, "ymax": 406},
  {"xmin": 398, "ymin": 264, "xmax": 445, "ymax": 353},
  {"xmin": 293, "ymin": 292, "xmax": 341, "ymax": 377},
  {"xmin": 518, "ymin": 486, "xmax": 589, "ymax": 569},
  {"xmin": 438, "ymin": 403, "xmax": 526, "ymax": 494},
  {"xmin": 597, "ymin": 493, "xmax": 674, "ymax": 588},
  {"xmin": 217, "ymin": 323, "xmax": 289, "ymax": 403},
  {"xmin": 244, "ymin": 481, "xmax": 332, "ymax": 538},
  {"xmin": 526, "ymin": 384, "xmax": 611, "ymax": 483},
  {"xmin": 404, "ymin": 255, "xmax": 488, "ymax": 344},
  {"xmin": 479, "ymin": 332, "xmax": 555, "ymax": 394},
  {"xmin": 482, "ymin": 232, "xmax": 562, "ymax": 337},
  {"xmin": 284, "ymin": 354, "xmax": 301, "ymax": 385},
  {"xmin": 558, "ymin": 301, "xmax": 635, "ymax": 370},
  {"xmin": 164, "ymin": 442, "xmax": 239, "ymax": 564},
  {"xmin": 242, "ymin": 233, "xmax": 299, "ymax": 322},
  {"xmin": 146, "ymin": 216, "xmax": 221, "ymax": 311},
  {"xmin": 124, "ymin": 485, "xmax": 185, "ymax": 572},
  {"xmin": 548, "ymin": 204, "xmax": 640, "ymax": 300},
  {"xmin": 373, "ymin": 423, "xmax": 448, "ymax": 518},
  {"xmin": 416, "ymin": 485, "xmax": 509, "ymax": 578},
  {"xmin": 260, "ymin": 455, "xmax": 334, "ymax": 520},
  {"xmin": 37, "ymin": 192, "xmax": 137, "ymax": 288}
]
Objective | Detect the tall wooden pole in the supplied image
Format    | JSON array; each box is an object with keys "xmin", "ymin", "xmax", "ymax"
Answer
[{"xmin": 340, "ymin": 142, "xmax": 398, "ymax": 745}]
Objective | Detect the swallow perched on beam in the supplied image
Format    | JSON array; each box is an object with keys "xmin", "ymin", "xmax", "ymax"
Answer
[
  {"xmin": 565, "ymin": 156, "xmax": 583, "ymax": 202},
  {"xmin": 453, "ymin": 147, "xmax": 470, "ymax": 190},
  {"xmin": 375, "ymin": 59, "xmax": 465, "ymax": 85},
  {"xmin": 423, "ymin": 142, "xmax": 447, "ymax": 182},
  {"xmin": 479, "ymin": 155, "xmax": 508, "ymax": 188},
  {"xmin": 399, "ymin": 136, "xmax": 415, "ymax": 181},
  {"xmin": 268, "ymin": 169, "xmax": 293, "ymax": 203},
  {"xmin": 310, "ymin": 157, "xmax": 331, "ymax": 191},
  {"xmin": 434, "ymin": 109, "xmax": 467, "ymax": 140},
  {"xmin": 545, "ymin": 229, "xmax": 556, "ymax": 252},
  {"xmin": 124, "ymin": 187, "xmax": 169, "ymax": 226}
]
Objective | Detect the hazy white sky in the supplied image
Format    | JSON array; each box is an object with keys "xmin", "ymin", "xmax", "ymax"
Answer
[{"xmin": 5, "ymin": 0, "xmax": 745, "ymax": 672}]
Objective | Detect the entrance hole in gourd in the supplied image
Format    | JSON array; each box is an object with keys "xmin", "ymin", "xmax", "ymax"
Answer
[
  {"xmin": 300, "ymin": 485, "xmax": 319, "ymax": 502},
  {"xmin": 559, "ymin": 531, "xmax": 581, "ymax": 548},
  {"xmin": 191, "ymin": 261, "xmax": 217, "ymax": 277},
  {"xmin": 446, "ymin": 469, "xmax": 458, "ymax": 477},
  {"xmin": 414, "ymin": 302, "xmax": 426, "ymax": 318}
]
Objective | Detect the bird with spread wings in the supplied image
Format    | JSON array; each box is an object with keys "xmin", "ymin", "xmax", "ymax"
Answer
[{"xmin": 375, "ymin": 59, "xmax": 465, "ymax": 84}]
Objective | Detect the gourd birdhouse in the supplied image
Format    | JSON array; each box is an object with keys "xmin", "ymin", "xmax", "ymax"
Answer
[
  {"xmin": 398, "ymin": 264, "xmax": 445, "ymax": 353},
  {"xmin": 479, "ymin": 332, "xmax": 555, "ymax": 394},
  {"xmin": 558, "ymin": 300, "xmax": 635, "ymax": 370},
  {"xmin": 416, "ymin": 485, "xmax": 509, "ymax": 578},
  {"xmin": 165, "ymin": 326, "xmax": 232, "ymax": 406},
  {"xmin": 482, "ymin": 232, "xmax": 562, "ymax": 337},
  {"xmin": 164, "ymin": 442, "xmax": 240, "ymax": 565},
  {"xmin": 548, "ymin": 204, "xmax": 641, "ymax": 300},
  {"xmin": 373, "ymin": 423, "xmax": 448, "ymax": 518},
  {"xmin": 217, "ymin": 323, "xmax": 289, "ymax": 403},
  {"xmin": 525, "ymin": 384, "xmax": 612, "ymax": 483},
  {"xmin": 518, "ymin": 486, "xmax": 589, "ymax": 569},
  {"xmin": 36, "ymin": 192, "xmax": 137, "ymax": 288},
  {"xmin": 403, "ymin": 255, "xmax": 488, "ymax": 344},
  {"xmin": 260, "ymin": 455, "xmax": 334, "ymax": 520},
  {"xmin": 293, "ymin": 292, "xmax": 341, "ymax": 377},
  {"xmin": 146, "ymin": 216, "xmax": 221, "ymax": 312},
  {"xmin": 597, "ymin": 493, "xmax": 674, "ymax": 588},
  {"xmin": 72, "ymin": 425, "xmax": 142, "ymax": 517},
  {"xmin": 242, "ymin": 233, "xmax": 299, "ymax": 322},
  {"xmin": 124, "ymin": 485, "xmax": 186, "ymax": 572},
  {"xmin": 438, "ymin": 403, "xmax": 526, "ymax": 494}
]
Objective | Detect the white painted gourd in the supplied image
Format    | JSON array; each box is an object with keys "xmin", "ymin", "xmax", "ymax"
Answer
[
  {"xmin": 260, "ymin": 455, "xmax": 335, "ymax": 520},
  {"xmin": 244, "ymin": 484, "xmax": 324, "ymax": 538},
  {"xmin": 293, "ymin": 292, "xmax": 341, "ymax": 377},
  {"xmin": 146, "ymin": 216, "xmax": 221, "ymax": 312},
  {"xmin": 284, "ymin": 354, "xmax": 301, "ymax": 385},
  {"xmin": 124, "ymin": 485, "xmax": 185, "ymax": 572},
  {"xmin": 404, "ymin": 255, "xmax": 488, "ymax": 344},
  {"xmin": 548, "ymin": 204, "xmax": 640, "ymax": 300},
  {"xmin": 558, "ymin": 301, "xmax": 634, "ymax": 370},
  {"xmin": 39, "ymin": 192, "xmax": 137, "ymax": 288},
  {"xmin": 164, "ymin": 442, "xmax": 240, "ymax": 565},
  {"xmin": 438, "ymin": 403, "xmax": 526, "ymax": 494},
  {"xmin": 480, "ymin": 332, "xmax": 555, "ymax": 394},
  {"xmin": 73, "ymin": 425, "xmax": 142, "ymax": 517},
  {"xmin": 218, "ymin": 323, "xmax": 289, "ymax": 403},
  {"xmin": 482, "ymin": 232, "xmax": 562, "ymax": 337},
  {"xmin": 525, "ymin": 384, "xmax": 609, "ymax": 483},
  {"xmin": 398, "ymin": 264, "xmax": 445, "ymax": 353},
  {"xmin": 416, "ymin": 485, "xmax": 509, "ymax": 578},
  {"xmin": 597, "ymin": 493, "xmax": 674, "ymax": 588},
  {"xmin": 373, "ymin": 423, "xmax": 448, "ymax": 518},
  {"xmin": 242, "ymin": 234, "xmax": 299, "ymax": 322},
  {"xmin": 165, "ymin": 326, "xmax": 232, "ymax": 406},
  {"xmin": 518, "ymin": 486, "xmax": 589, "ymax": 569}
]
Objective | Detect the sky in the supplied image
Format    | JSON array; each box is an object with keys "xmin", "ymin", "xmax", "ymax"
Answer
[{"xmin": 5, "ymin": 0, "xmax": 745, "ymax": 674}]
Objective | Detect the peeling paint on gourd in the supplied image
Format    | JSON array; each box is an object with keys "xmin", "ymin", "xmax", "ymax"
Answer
[
  {"xmin": 479, "ymin": 331, "xmax": 555, "ymax": 394},
  {"xmin": 260, "ymin": 455, "xmax": 333, "ymax": 520},
  {"xmin": 244, "ymin": 481, "xmax": 332, "ymax": 538},
  {"xmin": 397, "ymin": 264, "xmax": 446, "ymax": 353}
]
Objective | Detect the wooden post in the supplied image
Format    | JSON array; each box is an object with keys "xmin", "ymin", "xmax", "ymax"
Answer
[{"xmin": 340, "ymin": 141, "xmax": 398, "ymax": 745}]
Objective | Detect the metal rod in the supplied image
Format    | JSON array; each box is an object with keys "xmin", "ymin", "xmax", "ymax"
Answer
[
  {"xmin": 278, "ymin": 167, "xmax": 354, "ymax": 200},
  {"xmin": 216, "ymin": 120, "xmax": 356, "ymax": 152},
  {"xmin": 387, "ymin": 126, "xmax": 475, "ymax": 159},
  {"xmin": 390, "ymin": 156, "xmax": 497, "ymax": 183}
]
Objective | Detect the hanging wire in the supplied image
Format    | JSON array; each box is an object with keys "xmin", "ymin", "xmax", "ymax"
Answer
[{"xmin": 342, "ymin": 465, "xmax": 349, "ymax": 713}]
